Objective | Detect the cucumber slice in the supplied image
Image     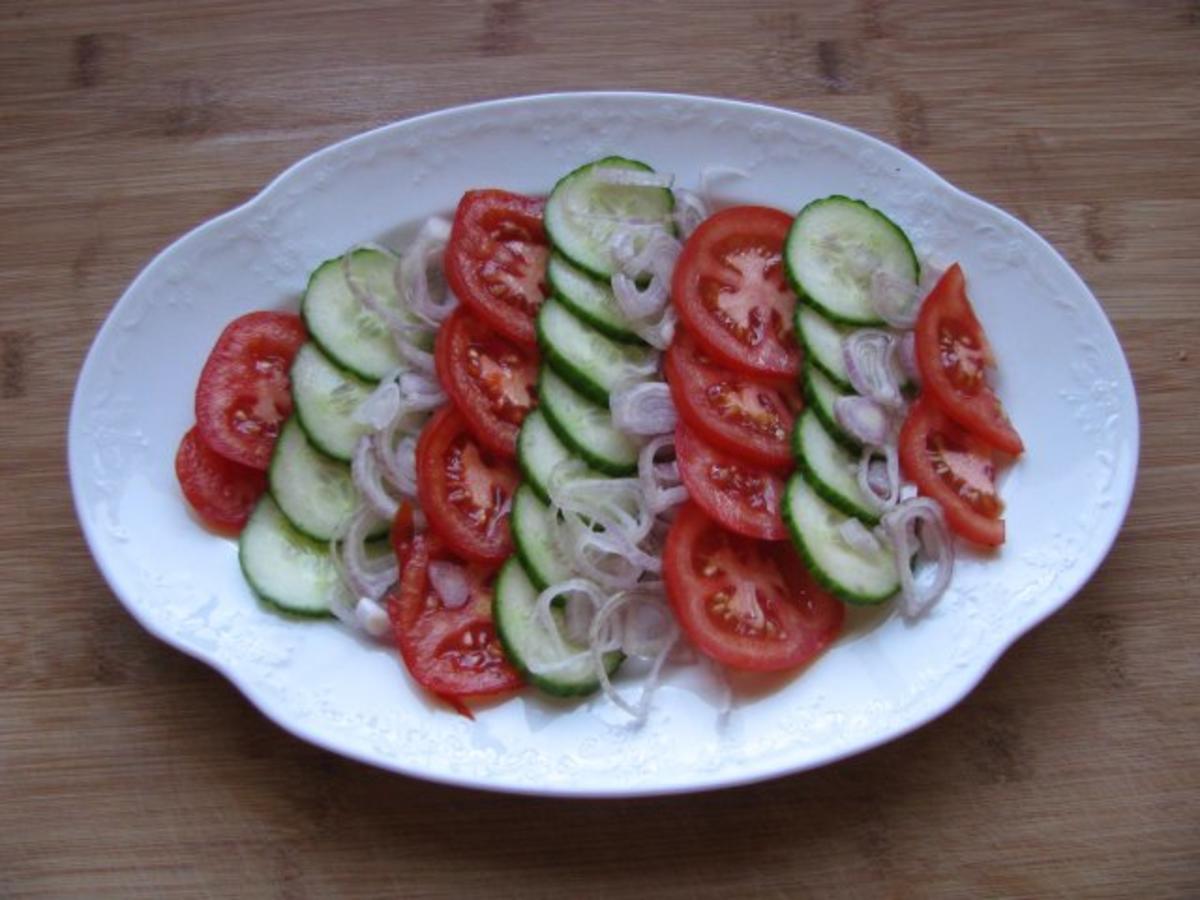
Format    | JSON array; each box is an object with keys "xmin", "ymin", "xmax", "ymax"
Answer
[
  {"xmin": 782, "ymin": 472, "xmax": 898, "ymax": 605},
  {"xmin": 794, "ymin": 409, "xmax": 879, "ymax": 524},
  {"xmin": 268, "ymin": 418, "xmax": 384, "ymax": 542},
  {"xmin": 805, "ymin": 364, "xmax": 861, "ymax": 453},
  {"xmin": 796, "ymin": 305, "xmax": 854, "ymax": 393},
  {"xmin": 239, "ymin": 494, "xmax": 343, "ymax": 617},
  {"xmin": 543, "ymin": 156, "xmax": 675, "ymax": 280},
  {"xmin": 290, "ymin": 342, "xmax": 374, "ymax": 462},
  {"xmin": 546, "ymin": 253, "xmax": 642, "ymax": 345},
  {"xmin": 302, "ymin": 248, "xmax": 417, "ymax": 382},
  {"xmin": 516, "ymin": 408, "xmax": 598, "ymax": 504},
  {"xmin": 493, "ymin": 556, "xmax": 623, "ymax": 697},
  {"xmin": 511, "ymin": 484, "xmax": 573, "ymax": 591},
  {"xmin": 537, "ymin": 298, "xmax": 658, "ymax": 406},
  {"xmin": 539, "ymin": 367, "xmax": 641, "ymax": 477},
  {"xmin": 785, "ymin": 196, "xmax": 919, "ymax": 326}
]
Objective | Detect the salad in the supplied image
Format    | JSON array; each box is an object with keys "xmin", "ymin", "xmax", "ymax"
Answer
[{"xmin": 174, "ymin": 156, "xmax": 1023, "ymax": 720}]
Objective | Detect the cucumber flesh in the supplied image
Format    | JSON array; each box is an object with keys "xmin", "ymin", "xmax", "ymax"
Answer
[
  {"xmin": 268, "ymin": 417, "xmax": 384, "ymax": 542},
  {"xmin": 785, "ymin": 196, "xmax": 919, "ymax": 326},
  {"xmin": 782, "ymin": 472, "xmax": 899, "ymax": 605},
  {"xmin": 516, "ymin": 409, "xmax": 599, "ymax": 504},
  {"xmin": 543, "ymin": 156, "xmax": 675, "ymax": 280},
  {"xmin": 239, "ymin": 494, "xmax": 344, "ymax": 617},
  {"xmin": 796, "ymin": 305, "xmax": 854, "ymax": 393},
  {"xmin": 546, "ymin": 253, "xmax": 642, "ymax": 345},
  {"xmin": 302, "ymin": 248, "xmax": 414, "ymax": 382},
  {"xmin": 511, "ymin": 484, "xmax": 574, "ymax": 591},
  {"xmin": 805, "ymin": 364, "xmax": 861, "ymax": 453},
  {"xmin": 537, "ymin": 298, "xmax": 658, "ymax": 406},
  {"xmin": 538, "ymin": 367, "xmax": 641, "ymax": 477},
  {"xmin": 493, "ymin": 556, "xmax": 623, "ymax": 697},
  {"xmin": 290, "ymin": 342, "xmax": 374, "ymax": 462},
  {"xmin": 794, "ymin": 409, "xmax": 880, "ymax": 524}
]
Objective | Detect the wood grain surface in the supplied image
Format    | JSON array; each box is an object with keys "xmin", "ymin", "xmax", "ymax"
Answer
[{"xmin": 3, "ymin": 0, "xmax": 1198, "ymax": 897}]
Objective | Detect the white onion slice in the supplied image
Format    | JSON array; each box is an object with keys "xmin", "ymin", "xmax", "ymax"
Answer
[
  {"xmin": 671, "ymin": 188, "xmax": 708, "ymax": 238},
  {"xmin": 638, "ymin": 434, "xmax": 688, "ymax": 514},
  {"xmin": 869, "ymin": 270, "xmax": 921, "ymax": 329},
  {"xmin": 856, "ymin": 444, "xmax": 901, "ymax": 512},
  {"xmin": 428, "ymin": 561, "xmax": 471, "ymax": 609},
  {"xmin": 834, "ymin": 395, "xmax": 894, "ymax": 447},
  {"xmin": 839, "ymin": 517, "xmax": 882, "ymax": 554},
  {"xmin": 611, "ymin": 272, "xmax": 669, "ymax": 320},
  {"xmin": 330, "ymin": 507, "xmax": 397, "ymax": 602},
  {"xmin": 843, "ymin": 329, "xmax": 904, "ymax": 408},
  {"xmin": 611, "ymin": 381, "xmax": 677, "ymax": 436},
  {"xmin": 351, "ymin": 435, "xmax": 400, "ymax": 520},
  {"xmin": 881, "ymin": 498, "xmax": 955, "ymax": 619},
  {"xmin": 354, "ymin": 598, "xmax": 391, "ymax": 637},
  {"xmin": 611, "ymin": 228, "xmax": 681, "ymax": 283},
  {"xmin": 897, "ymin": 330, "xmax": 920, "ymax": 385},
  {"xmin": 397, "ymin": 217, "xmax": 455, "ymax": 327}
]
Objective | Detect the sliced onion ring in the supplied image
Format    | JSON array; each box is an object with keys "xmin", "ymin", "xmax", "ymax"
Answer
[
  {"xmin": 881, "ymin": 497, "xmax": 954, "ymax": 619},
  {"xmin": 833, "ymin": 395, "xmax": 894, "ymax": 447}
]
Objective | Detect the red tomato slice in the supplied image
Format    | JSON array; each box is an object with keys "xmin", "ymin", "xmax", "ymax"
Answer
[
  {"xmin": 174, "ymin": 425, "xmax": 267, "ymax": 534},
  {"xmin": 915, "ymin": 264, "xmax": 1023, "ymax": 455},
  {"xmin": 194, "ymin": 311, "xmax": 307, "ymax": 470},
  {"xmin": 663, "ymin": 502, "xmax": 844, "ymax": 672},
  {"xmin": 671, "ymin": 205, "xmax": 800, "ymax": 381},
  {"xmin": 675, "ymin": 424, "xmax": 788, "ymax": 541},
  {"xmin": 444, "ymin": 190, "xmax": 550, "ymax": 347},
  {"xmin": 416, "ymin": 405, "xmax": 519, "ymax": 564},
  {"xmin": 387, "ymin": 532, "xmax": 523, "ymax": 707},
  {"xmin": 434, "ymin": 306, "xmax": 539, "ymax": 459},
  {"xmin": 665, "ymin": 328, "xmax": 801, "ymax": 470},
  {"xmin": 899, "ymin": 395, "xmax": 1005, "ymax": 547}
]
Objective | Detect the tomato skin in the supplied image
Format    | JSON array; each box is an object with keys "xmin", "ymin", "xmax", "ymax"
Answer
[
  {"xmin": 387, "ymin": 532, "xmax": 523, "ymax": 706},
  {"xmin": 194, "ymin": 311, "xmax": 307, "ymax": 470},
  {"xmin": 416, "ymin": 405, "xmax": 519, "ymax": 565},
  {"xmin": 174, "ymin": 425, "xmax": 267, "ymax": 534},
  {"xmin": 671, "ymin": 205, "xmax": 800, "ymax": 382},
  {"xmin": 443, "ymin": 190, "xmax": 550, "ymax": 347},
  {"xmin": 663, "ymin": 502, "xmax": 844, "ymax": 672},
  {"xmin": 434, "ymin": 306, "xmax": 539, "ymax": 459},
  {"xmin": 675, "ymin": 424, "xmax": 788, "ymax": 541},
  {"xmin": 899, "ymin": 395, "xmax": 1005, "ymax": 547},
  {"xmin": 915, "ymin": 264, "xmax": 1023, "ymax": 456},
  {"xmin": 665, "ymin": 329, "xmax": 801, "ymax": 470}
]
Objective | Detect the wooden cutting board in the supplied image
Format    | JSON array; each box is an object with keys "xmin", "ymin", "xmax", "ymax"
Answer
[{"xmin": 2, "ymin": 1, "xmax": 1197, "ymax": 896}]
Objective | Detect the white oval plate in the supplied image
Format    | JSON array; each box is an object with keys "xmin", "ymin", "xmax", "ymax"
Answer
[{"xmin": 69, "ymin": 93, "xmax": 1138, "ymax": 797}]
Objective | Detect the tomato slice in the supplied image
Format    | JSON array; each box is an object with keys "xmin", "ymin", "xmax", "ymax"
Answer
[
  {"xmin": 434, "ymin": 306, "xmax": 539, "ymax": 458},
  {"xmin": 899, "ymin": 395, "xmax": 1005, "ymax": 547},
  {"xmin": 416, "ymin": 405, "xmax": 519, "ymax": 564},
  {"xmin": 194, "ymin": 311, "xmax": 307, "ymax": 470},
  {"xmin": 665, "ymin": 329, "xmax": 801, "ymax": 470},
  {"xmin": 914, "ymin": 264, "xmax": 1023, "ymax": 455},
  {"xmin": 443, "ymin": 190, "xmax": 550, "ymax": 347},
  {"xmin": 663, "ymin": 502, "xmax": 844, "ymax": 672},
  {"xmin": 675, "ymin": 424, "xmax": 788, "ymax": 541},
  {"xmin": 387, "ymin": 532, "xmax": 523, "ymax": 707},
  {"xmin": 174, "ymin": 425, "xmax": 267, "ymax": 533},
  {"xmin": 671, "ymin": 205, "xmax": 800, "ymax": 381}
]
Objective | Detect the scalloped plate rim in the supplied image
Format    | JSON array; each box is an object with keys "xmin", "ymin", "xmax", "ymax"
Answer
[{"xmin": 68, "ymin": 91, "xmax": 1139, "ymax": 797}]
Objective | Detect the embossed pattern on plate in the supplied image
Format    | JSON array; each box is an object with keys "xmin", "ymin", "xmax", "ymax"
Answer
[{"xmin": 68, "ymin": 93, "xmax": 1138, "ymax": 797}]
